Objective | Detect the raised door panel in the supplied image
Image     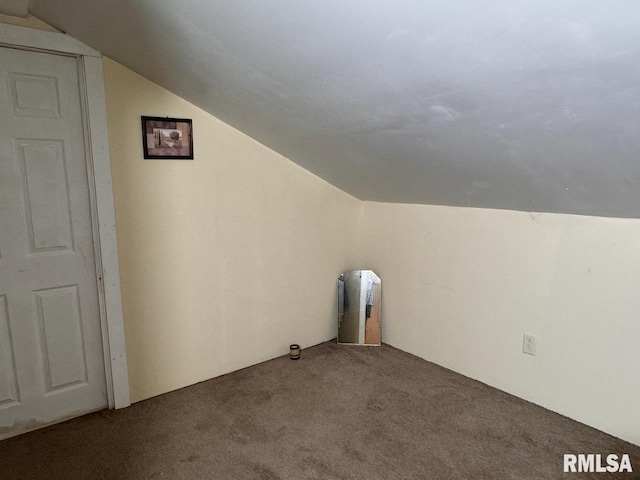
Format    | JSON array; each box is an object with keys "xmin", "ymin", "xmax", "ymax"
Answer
[
  {"xmin": 33, "ymin": 286, "xmax": 87, "ymax": 393},
  {"xmin": 7, "ymin": 72, "xmax": 61, "ymax": 118},
  {"xmin": 15, "ymin": 139, "xmax": 74, "ymax": 253}
]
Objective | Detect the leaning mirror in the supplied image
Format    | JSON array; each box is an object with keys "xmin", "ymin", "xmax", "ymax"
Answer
[{"xmin": 337, "ymin": 270, "xmax": 381, "ymax": 346}]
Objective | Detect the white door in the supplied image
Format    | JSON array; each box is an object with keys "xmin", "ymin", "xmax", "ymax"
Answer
[{"xmin": 0, "ymin": 46, "xmax": 107, "ymax": 440}]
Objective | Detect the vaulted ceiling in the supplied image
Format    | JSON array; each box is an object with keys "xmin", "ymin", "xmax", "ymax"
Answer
[{"xmin": 30, "ymin": 0, "xmax": 640, "ymax": 217}]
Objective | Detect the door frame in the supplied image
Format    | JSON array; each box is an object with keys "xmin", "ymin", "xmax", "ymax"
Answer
[{"xmin": 0, "ymin": 23, "xmax": 130, "ymax": 409}]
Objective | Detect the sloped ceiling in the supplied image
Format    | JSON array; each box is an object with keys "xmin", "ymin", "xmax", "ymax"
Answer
[
  {"xmin": 30, "ymin": 0, "xmax": 640, "ymax": 217},
  {"xmin": 0, "ymin": 0, "xmax": 28, "ymax": 18}
]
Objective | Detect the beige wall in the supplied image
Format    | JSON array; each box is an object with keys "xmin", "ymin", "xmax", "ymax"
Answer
[
  {"xmin": 363, "ymin": 201, "xmax": 640, "ymax": 445},
  {"xmin": 103, "ymin": 58, "xmax": 363, "ymax": 402}
]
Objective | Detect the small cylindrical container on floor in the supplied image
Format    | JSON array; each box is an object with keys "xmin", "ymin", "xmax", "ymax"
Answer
[{"xmin": 289, "ymin": 344, "xmax": 301, "ymax": 360}]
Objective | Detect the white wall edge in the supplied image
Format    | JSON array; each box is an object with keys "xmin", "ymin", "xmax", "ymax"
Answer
[
  {"xmin": 0, "ymin": 22, "xmax": 100, "ymax": 57},
  {"xmin": 82, "ymin": 56, "xmax": 131, "ymax": 409}
]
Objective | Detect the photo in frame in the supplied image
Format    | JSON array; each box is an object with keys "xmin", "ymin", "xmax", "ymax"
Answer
[{"xmin": 141, "ymin": 116, "xmax": 193, "ymax": 159}]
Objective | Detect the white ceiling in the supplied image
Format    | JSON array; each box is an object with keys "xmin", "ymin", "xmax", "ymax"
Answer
[
  {"xmin": 30, "ymin": 0, "xmax": 640, "ymax": 217},
  {"xmin": 1, "ymin": 0, "xmax": 28, "ymax": 17}
]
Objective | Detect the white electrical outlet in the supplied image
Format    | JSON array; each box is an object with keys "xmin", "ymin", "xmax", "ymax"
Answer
[{"xmin": 523, "ymin": 334, "xmax": 537, "ymax": 356}]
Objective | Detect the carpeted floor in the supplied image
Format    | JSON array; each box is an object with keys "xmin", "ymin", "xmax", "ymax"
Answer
[{"xmin": 1, "ymin": 342, "xmax": 638, "ymax": 479}]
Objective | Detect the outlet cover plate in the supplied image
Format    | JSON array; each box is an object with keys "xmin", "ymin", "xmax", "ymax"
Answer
[{"xmin": 523, "ymin": 334, "xmax": 537, "ymax": 356}]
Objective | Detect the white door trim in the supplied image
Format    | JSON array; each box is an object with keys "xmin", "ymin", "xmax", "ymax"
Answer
[{"xmin": 0, "ymin": 22, "xmax": 130, "ymax": 409}]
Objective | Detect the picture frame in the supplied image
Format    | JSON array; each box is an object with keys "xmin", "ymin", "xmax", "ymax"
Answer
[{"xmin": 141, "ymin": 116, "xmax": 193, "ymax": 159}]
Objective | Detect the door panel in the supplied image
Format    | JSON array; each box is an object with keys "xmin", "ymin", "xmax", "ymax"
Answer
[
  {"xmin": 0, "ymin": 46, "xmax": 107, "ymax": 439},
  {"xmin": 16, "ymin": 139, "xmax": 74, "ymax": 253},
  {"xmin": 8, "ymin": 72, "xmax": 61, "ymax": 118},
  {"xmin": 34, "ymin": 286, "xmax": 87, "ymax": 392}
]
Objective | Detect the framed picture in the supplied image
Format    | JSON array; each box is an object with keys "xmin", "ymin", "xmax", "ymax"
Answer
[{"xmin": 141, "ymin": 116, "xmax": 193, "ymax": 159}]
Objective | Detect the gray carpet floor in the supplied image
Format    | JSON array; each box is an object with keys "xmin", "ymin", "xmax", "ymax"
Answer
[{"xmin": 1, "ymin": 342, "xmax": 638, "ymax": 479}]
